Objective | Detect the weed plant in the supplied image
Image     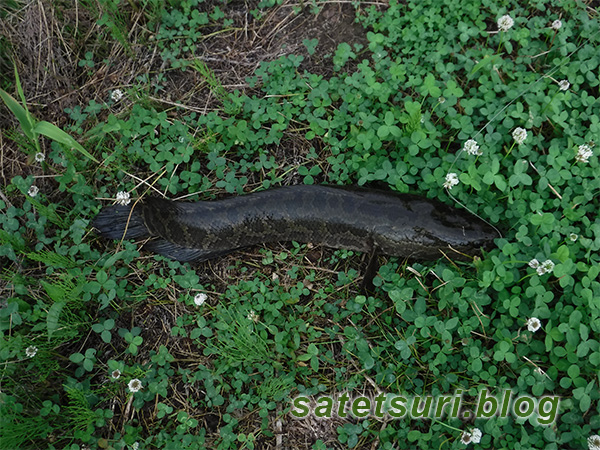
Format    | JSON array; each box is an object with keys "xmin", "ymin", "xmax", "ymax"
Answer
[{"xmin": 0, "ymin": 0, "xmax": 599, "ymax": 449}]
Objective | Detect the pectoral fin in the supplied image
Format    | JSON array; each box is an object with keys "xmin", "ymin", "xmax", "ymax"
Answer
[{"xmin": 361, "ymin": 245, "xmax": 380, "ymax": 294}]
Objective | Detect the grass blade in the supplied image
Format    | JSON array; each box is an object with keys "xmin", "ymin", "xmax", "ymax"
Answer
[
  {"xmin": 0, "ymin": 88, "xmax": 36, "ymax": 140},
  {"xmin": 13, "ymin": 63, "xmax": 28, "ymax": 108},
  {"xmin": 34, "ymin": 121, "xmax": 99, "ymax": 163}
]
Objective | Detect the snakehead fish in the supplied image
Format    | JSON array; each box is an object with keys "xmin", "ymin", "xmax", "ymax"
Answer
[{"xmin": 93, "ymin": 185, "xmax": 498, "ymax": 262}]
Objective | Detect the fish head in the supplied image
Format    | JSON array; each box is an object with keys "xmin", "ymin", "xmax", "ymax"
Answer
[
  {"xmin": 413, "ymin": 198, "xmax": 499, "ymax": 259},
  {"xmin": 375, "ymin": 196, "xmax": 499, "ymax": 260}
]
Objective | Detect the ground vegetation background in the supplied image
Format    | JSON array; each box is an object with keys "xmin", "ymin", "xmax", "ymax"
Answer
[{"xmin": 0, "ymin": 0, "xmax": 599, "ymax": 449}]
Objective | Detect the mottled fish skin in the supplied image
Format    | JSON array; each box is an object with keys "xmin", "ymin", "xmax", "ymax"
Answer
[{"xmin": 93, "ymin": 185, "xmax": 499, "ymax": 262}]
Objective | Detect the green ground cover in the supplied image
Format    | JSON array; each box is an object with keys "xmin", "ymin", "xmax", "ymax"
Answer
[{"xmin": 0, "ymin": 0, "xmax": 599, "ymax": 448}]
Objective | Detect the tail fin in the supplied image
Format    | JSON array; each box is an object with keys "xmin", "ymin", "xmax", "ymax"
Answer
[{"xmin": 92, "ymin": 204, "xmax": 149, "ymax": 240}]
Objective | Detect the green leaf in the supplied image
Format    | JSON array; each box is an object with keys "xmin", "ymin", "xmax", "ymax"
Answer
[
  {"xmin": 499, "ymin": 341, "xmax": 511, "ymax": 352},
  {"xmin": 102, "ymin": 250, "xmax": 126, "ymax": 269},
  {"xmin": 377, "ymin": 124, "xmax": 390, "ymax": 139},
  {"xmin": 422, "ymin": 73, "xmax": 441, "ymax": 97},
  {"xmin": 101, "ymin": 330, "xmax": 112, "ymax": 343},
  {"xmin": 306, "ymin": 343, "xmax": 319, "ymax": 356},
  {"xmin": 384, "ymin": 111, "xmax": 395, "ymax": 126},
  {"xmin": 33, "ymin": 121, "xmax": 99, "ymax": 163},
  {"xmin": 14, "ymin": 63, "xmax": 28, "ymax": 106},
  {"xmin": 302, "ymin": 38, "xmax": 318, "ymax": 56},
  {"xmin": 42, "ymin": 280, "xmax": 65, "ymax": 303},
  {"xmin": 494, "ymin": 174, "xmax": 507, "ymax": 192},
  {"xmin": 567, "ymin": 364, "xmax": 580, "ymax": 379},
  {"xmin": 333, "ymin": 42, "xmax": 356, "ymax": 68},
  {"xmin": 310, "ymin": 355, "xmax": 319, "ymax": 372},
  {"xmin": 85, "ymin": 281, "xmax": 102, "ymax": 294},
  {"xmin": 407, "ymin": 430, "xmax": 421, "ymax": 441},
  {"xmin": 96, "ymin": 270, "xmax": 108, "ymax": 285},
  {"xmin": 0, "ymin": 88, "xmax": 36, "ymax": 140},
  {"xmin": 47, "ymin": 301, "xmax": 66, "ymax": 339},
  {"xmin": 389, "ymin": 288, "xmax": 413, "ymax": 314},
  {"xmin": 579, "ymin": 394, "xmax": 591, "ymax": 412},
  {"xmin": 83, "ymin": 358, "xmax": 94, "ymax": 372},
  {"xmin": 394, "ymin": 339, "xmax": 412, "ymax": 360},
  {"xmin": 70, "ymin": 352, "xmax": 85, "ymax": 363},
  {"xmin": 556, "ymin": 245, "xmax": 570, "ymax": 262},
  {"xmin": 530, "ymin": 212, "xmax": 555, "ymax": 228},
  {"xmin": 469, "ymin": 54, "xmax": 500, "ymax": 79},
  {"xmin": 446, "ymin": 317, "xmax": 459, "ymax": 330}
]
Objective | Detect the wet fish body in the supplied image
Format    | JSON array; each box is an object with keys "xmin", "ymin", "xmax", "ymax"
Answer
[{"xmin": 93, "ymin": 185, "xmax": 497, "ymax": 262}]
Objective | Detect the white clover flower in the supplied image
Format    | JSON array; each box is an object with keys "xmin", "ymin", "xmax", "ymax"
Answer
[
  {"xmin": 34, "ymin": 152, "xmax": 45, "ymax": 163},
  {"xmin": 460, "ymin": 431, "xmax": 472, "ymax": 445},
  {"xmin": 530, "ymin": 258, "xmax": 554, "ymax": 276},
  {"xmin": 438, "ymin": 97, "xmax": 446, "ymax": 104},
  {"xmin": 26, "ymin": 346, "xmax": 38, "ymax": 357},
  {"xmin": 470, "ymin": 428, "xmax": 482, "ymax": 444},
  {"xmin": 512, "ymin": 127, "xmax": 528, "ymax": 145},
  {"xmin": 178, "ymin": 136, "xmax": 186, "ymax": 143},
  {"xmin": 575, "ymin": 144, "xmax": 593, "ymax": 163},
  {"xmin": 463, "ymin": 139, "xmax": 482, "ymax": 156},
  {"xmin": 128, "ymin": 378, "xmax": 142, "ymax": 393},
  {"xmin": 194, "ymin": 293, "xmax": 207, "ymax": 306},
  {"xmin": 443, "ymin": 172, "xmax": 459, "ymax": 190},
  {"xmin": 111, "ymin": 89, "xmax": 124, "ymax": 102},
  {"xmin": 247, "ymin": 310, "xmax": 259, "ymax": 323},
  {"xmin": 558, "ymin": 80, "xmax": 570, "ymax": 91},
  {"xmin": 551, "ymin": 19, "xmax": 562, "ymax": 31},
  {"xmin": 589, "ymin": 435, "xmax": 600, "ymax": 450},
  {"xmin": 115, "ymin": 191, "xmax": 131, "ymax": 206},
  {"xmin": 569, "ymin": 233, "xmax": 578, "ymax": 242},
  {"xmin": 111, "ymin": 369, "xmax": 121, "ymax": 380},
  {"xmin": 130, "ymin": 442, "xmax": 139, "ymax": 450},
  {"xmin": 28, "ymin": 185, "xmax": 39, "ymax": 197},
  {"xmin": 541, "ymin": 259, "xmax": 555, "ymax": 274},
  {"xmin": 497, "ymin": 15, "xmax": 514, "ymax": 32},
  {"xmin": 526, "ymin": 317, "xmax": 542, "ymax": 332}
]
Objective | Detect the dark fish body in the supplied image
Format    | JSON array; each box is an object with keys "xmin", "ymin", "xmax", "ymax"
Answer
[{"xmin": 93, "ymin": 185, "xmax": 498, "ymax": 262}]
